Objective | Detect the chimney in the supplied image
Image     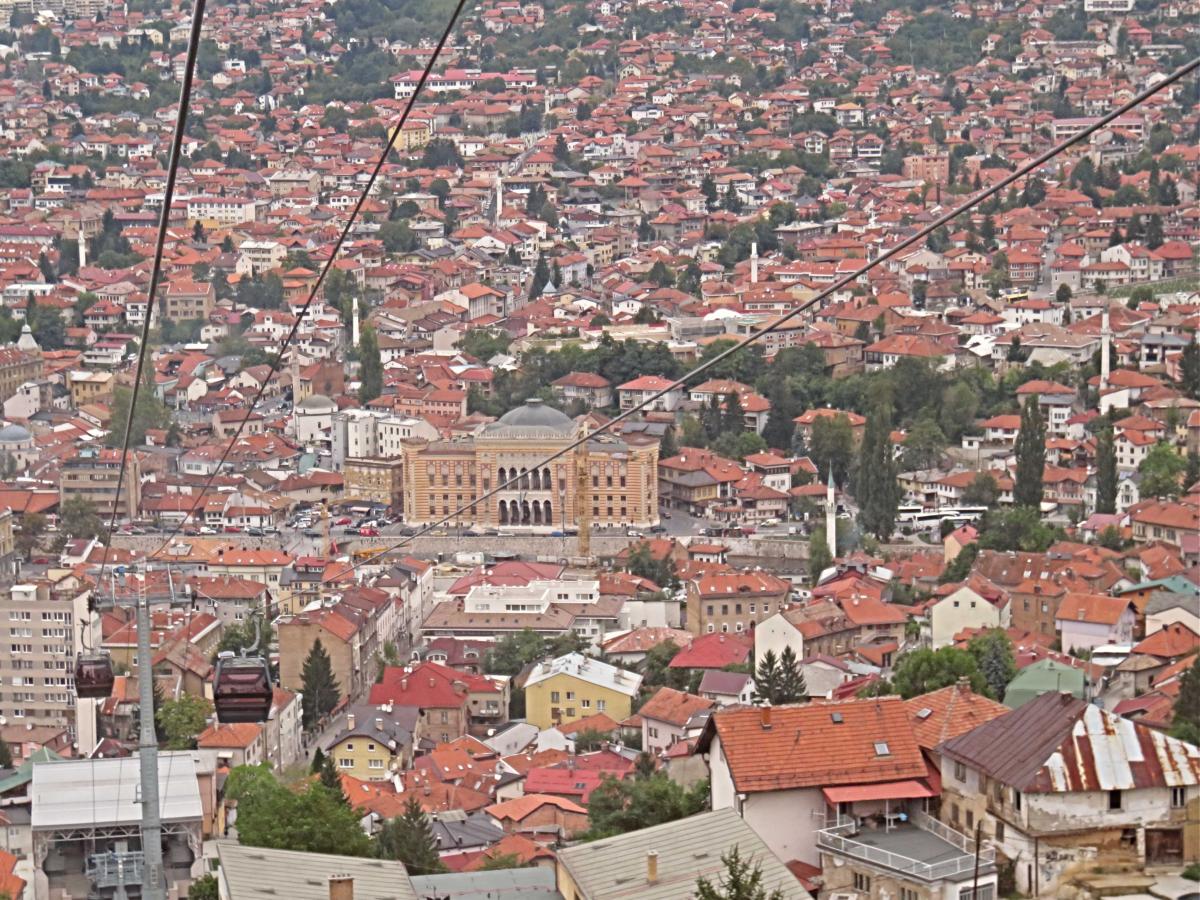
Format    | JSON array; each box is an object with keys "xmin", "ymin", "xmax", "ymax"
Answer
[
  {"xmin": 329, "ymin": 875, "xmax": 353, "ymax": 900},
  {"xmin": 760, "ymin": 706, "xmax": 772, "ymax": 730},
  {"xmin": 347, "ymin": 712, "xmax": 355, "ymax": 730},
  {"xmin": 646, "ymin": 851, "xmax": 659, "ymax": 885},
  {"xmin": 375, "ymin": 718, "xmax": 383, "ymax": 731}
]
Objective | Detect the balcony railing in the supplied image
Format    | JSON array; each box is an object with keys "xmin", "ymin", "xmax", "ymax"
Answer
[{"xmin": 816, "ymin": 814, "xmax": 994, "ymax": 883}]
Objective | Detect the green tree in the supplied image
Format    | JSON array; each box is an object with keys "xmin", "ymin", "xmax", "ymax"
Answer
[
  {"xmin": 977, "ymin": 506, "xmax": 1061, "ymax": 553},
  {"xmin": 1169, "ymin": 658, "xmax": 1200, "ymax": 745},
  {"xmin": 15, "ymin": 512, "xmax": 46, "ymax": 559},
  {"xmin": 695, "ymin": 846, "xmax": 784, "ymax": 900},
  {"xmin": 1144, "ymin": 213, "xmax": 1164, "ymax": 249},
  {"xmin": 640, "ymin": 640, "xmax": 687, "ymax": 690},
  {"xmin": 0, "ymin": 736, "xmax": 11, "ymax": 769},
  {"xmin": 225, "ymin": 765, "xmax": 371, "ymax": 856},
  {"xmin": 300, "ymin": 638, "xmax": 341, "ymax": 729},
  {"xmin": 584, "ymin": 772, "xmax": 708, "ymax": 840},
  {"xmin": 479, "ymin": 852, "xmax": 533, "ymax": 871},
  {"xmin": 625, "ymin": 542, "xmax": 677, "ymax": 589},
  {"xmin": 809, "ymin": 414, "xmax": 855, "ymax": 486},
  {"xmin": 106, "ymin": 378, "xmax": 172, "ymax": 450},
  {"xmin": 358, "ymin": 324, "xmax": 382, "ymax": 404},
  {"xmin": 530, "ymin": 253, "xmax": 550, "ymax": 299},
  {"xmin": 966, "ymin": 629, "xmax": 1016, "ymax": 701},
  {"xmin": 156, "ymin": 694, "xmax": 213, "ymax": 750},
  {"xmin": 777, "ymin": 646, "xmax": 806, "ymax": 702},
  {"xmin": 1186, "ymin": 450, "xmax": 1200, "ymax": 493},
  {"xmin": 856, "ymin": 403, "xmax": 901, "ymax": 540},
  {"xmin": 808, "ymin": 530, "xmax": 833, "ymax": 584},
  {"xmin": 188, "ymin": 874, "xmax": 219, "ymax": 900},
  {"xmin": 1095, "ymin": 425, "xmax": 1118, "ymax": 514},
  {"xmin": 891, "ymin": 647, "xmax": 987, "ymax": 699},
  {"xmin": 1013, "ymin": 398, "xmax": 1046, "ymax": 508},
  {"xmin": 319, "ymin": 754, "xmax": 348, "ymax": 804},
  {"xmin": 377, "ymin": 795, "xmax": 447, "ymax": 874},
  {"xmin": 59, "ymin": 495, "xmax": 102, "ymax": 541},
  {"xmin": 940, "ymin": 382, "xmax": 979, "ymax": 441},
  {"xmin": 900, "ymin": 418, "xmax": 947, "ymax": 471},
  {"xmin": 940, "ymin": 543, "xmax": 978, "ymax": 584},
  {"xmin": 1055, "ymin": 283, "xmax": 1072, "ymax": 304},
  {"xmin": 485, "ymin": 629, "xmax": 545, "ymax": 676},
  {"xmin": 1181, "ymin": 341, "xmax": 1200, "ymax": 401},
  {"xmin": 753, "ymin": 649, "xmax": 781, "ymax": 704},
  {"xmin": 1139, "ymin": 441, "xmax": 1186, "ymax": 499},
  {"xmin": 961, "ymin": 473, "xmax": 999, "ymax": 507}
]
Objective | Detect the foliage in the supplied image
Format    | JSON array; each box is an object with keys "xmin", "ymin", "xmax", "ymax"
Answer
[
  {"xmin": 1180, "ymin": 341, "xmax": 1200, "ymax": 401},
  {"xmin": 106, "ymin": 381, "xmax": 173, "ymax": 449},
  {"xmin": 300, "ymin": 638, "xmax": 341, "ymax": 730},
  {"xmin": 1095, "ymin": 424, "xmax": 1118, "ymax": 514},
  {"xmin": 1169, "ymin": 658, "xmax": 1200, "ymax": 746},
  {"xmin": 584, "ymin": 771, "xmax": 709, "ymax": 840},
  {"xmin": 358, "ymin": 324, "xmax": 383, "ymax": 404},
  {"xmin": 377, "ymin": 795, "xmax": 446, "ymax": 874},
  {"xmin": 961, "ymin": 473, "xmax": 999, "ymax": 507},
  {"xmin": 188, "ymin": 874, "xmax": 219, "ymax": 900},
  {"xmin": 891, "ymin": 647, "xmax": 989, "ymax": 699},
  {"xmin": 15, "ymin": 512, "xmax": 46, "ymax": 559},
  {"xmin": 856, "ymin": 402, "xmax": 901, "ymax": 540},
  {"xmin": 640, "ymin": 640, "xmax": 688, "ymax": 690},
  {"xmin": 625, "ymin": 542, "xmax": 677, "ymax": 589},
  {"xmin": 977, "ymin": 507, "xmax": 1062, "ymax": 553},
  {"xmin": 939, "ymin": 543, "xmax": 978, "ymax": 585},
  {"xmin": 458, "ymin": 329, "xmax": 512, "ymax": 362},
  {"xmin": 808, "ymin": 414, "xmax": 855, "ymax": 486},
  {"xmin": 1013, "ymin": 399, "xmax": 1046, "ymax": 508},
  {"xmin": 486, "ymin": 629, "xmax": 548, "ymax": 676},
  {"xmin": 696, "ymin": 846, "xmax": 784, "ymax": 900},
  {"xmin": 59, "ymin": 495, "xmax": 103, "ymax": 541},
  {"xmin": 156, "ymin": 694, "xmax": 213, "ymax": 750},
  {"xmin": 1138, "ymin": 442, "xmax": 1186, "ymax": 499},
  {"xmin": 966, "ymin": 630, "xmax": 1016, "ymax": 701},
  {"xmin": 225, "ymin": 765, "xmax": 372, "ymax": 856},
  {"xmin": 0, "ymin": 736, "xmax": 11, "ymax": 769},
  {"xmin": 808, "ymin": 529, "xmax": 833, "ymax": 584},
  {"xmin": 478, "ymin": 852, "xmax": 533, "ymax": 871},
  {"xmin": 753, "ymin": 647, "xmax": 806, "ymax": 704}
]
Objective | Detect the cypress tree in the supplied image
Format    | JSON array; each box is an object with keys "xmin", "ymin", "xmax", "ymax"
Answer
[
  {"xmin": 855, "ymin": 402, "xmax": 901, "ymax": 540},
  {"xmin": 358, "ymin": 324, "xmax": 382, "ymax": 404},
  {"xmin": 753, "ymin": 650, "xmax": 782, "ymax": 704},
  {"xmin": 1096, "ymin": 424, "xmax": 1117, "ymax": 515},
  {"xmin": 1013, "ymin": 398, "xmax": 1046, "ymax": 508},
  {"xmin": 777, "ymin": 646, "xmax": 807, "ymax": 703},
  {"xmin": 377, "ymin": 795, "xmax": 446, "ymax": 875},
  {"xmin": 723, "ymin": 392, "xmax": 745, "ymax": 434}
]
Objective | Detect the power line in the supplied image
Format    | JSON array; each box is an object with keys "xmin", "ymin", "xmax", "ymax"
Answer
[
  {"xmin": 146, "ymin": 0, "xmax": 474, "ymax": 560},
  {"xmin": 317, "ymin": 54, "xmax": 1200, "ymax": 581},
  {"xmin": 98, "ymin": 0, "xmax": 210, "ymax": 577}
]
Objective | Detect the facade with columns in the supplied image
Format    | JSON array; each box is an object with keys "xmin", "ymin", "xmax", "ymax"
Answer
[{"xmin": 400, "ymin": 399, "xmax": 660, "ymax": 530}]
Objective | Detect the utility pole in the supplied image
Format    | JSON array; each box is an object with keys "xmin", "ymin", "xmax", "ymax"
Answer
[{"xmin": 135, "ymin": 566, "xmax": 165, "ymax": 900}]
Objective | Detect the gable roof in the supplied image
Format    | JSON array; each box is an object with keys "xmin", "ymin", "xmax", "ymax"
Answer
[
  {"xmin": 905, "ymin": 682, "xmax": 1010, "ymax": 751},
  {"xmin": 699, "ymin": 697, "xmax": 926, "ymax": 793},
  {"xmin": 938, "ymin": 691, "xmax": 1200, "ymax": 793}
]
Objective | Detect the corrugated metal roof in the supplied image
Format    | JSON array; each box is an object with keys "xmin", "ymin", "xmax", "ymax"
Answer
[
  {"xmin": 939, "ymin": 692, "xmax": 1200, "ymax": 793},
  {"xmin": 32, "ymin": 753, "xmax": 202, "ymax": 830},
  {"xmin": 556, "ymin": 809, "xmax": 810, "ymax": 899},
  {"xmin": 217, "ymin": 842, "xmax": 416, "ymax": 900}
]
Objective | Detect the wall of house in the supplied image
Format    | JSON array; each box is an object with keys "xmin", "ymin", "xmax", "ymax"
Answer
[
  {"xmin": 525, "ymin": 673, "xmax": 632, "ymax": 730},
  {"xmin": 643, "ymin": 715, "xmax": 687, "ymax": 753},
  {"xmin": 1146, "ymin": 607, "xmax": 1200, "ymax": 636},
  {"xmin": 931, "ymin": 588, "xmax": 1004, "ymax": 649},
  {"xmin": 329, "ymin": 734, "xmax": 400, "ymax": 781},
  {"xmin": 744, "ymin": 787, "xmax": 827, "ymax": 866},
  {"xmin": 818, "ymin": 853, "xmax": 998, "ymax": 900},
  {"xmin": 1058, "ymin": 618, "xmax": 1120, "ymax": 655},
  {"xmin": 753, "ymin": 614, "xmax": 802, "ymax": 663}
]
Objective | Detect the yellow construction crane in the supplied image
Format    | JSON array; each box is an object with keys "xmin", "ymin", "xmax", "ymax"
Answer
[{"xmin": 576, "ymin": 431, "xmax": 590, "ymax": 559}]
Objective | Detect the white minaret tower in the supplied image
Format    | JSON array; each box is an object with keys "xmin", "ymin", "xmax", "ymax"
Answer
[
  {"xmin": 351, "ymin": 295, "xmax": 360, "ymax": 347},
  {"xmin": 824, "ymin": 468, "xmax": 837, "ymax": 564},
  {"xmin": 78, "ymin": 230, "xmax": 87, "ymax": 269},
  {"xmin": 750, "ymin": 242, "xmax": 758, "ymax": 284},
  {"xmin": 1100, "ymin": 307, "xmax": 1111, "ymax": 391}
]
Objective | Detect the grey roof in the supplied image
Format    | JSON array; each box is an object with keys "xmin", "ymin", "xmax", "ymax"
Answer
[
  {"xmin": 555, "ymin": 809, "xmax": 810, "ymax": 900},
  {"xmin": 0, "ymin": 423, "xmax": 31, "ymax": 443},
  {"xmin": 429, "ymin": 811, "xmax": 504, "ymax": 852},
  {"xmin": 410, "ymin": 867, "xmax": 558, "ymax": 900},
  {"xmin": 321, "ymin": 704, "xmax": 420, "ymax": 754},
  {"xmin": 217, "ymin": 842, "xmax": 416, "ymax": 900},
  {"xmin": 32, "ymin": 752, "xmax": 202, "ymax": 830},
  {"xmin": 484, "ymin": 399, "xmax": 573, "ymax": 435},
  {"xmin": 698, "ymin": 669, "xmax": 753, "ymax": 696},
  {"xmin": 297, "ymin": 393, "xmax": 336, "ymax": 411}
]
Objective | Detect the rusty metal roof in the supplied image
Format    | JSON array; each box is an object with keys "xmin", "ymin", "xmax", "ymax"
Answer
[{"xmin": 938, "ymin": 691, "xmax": 1200, "ymax": 793}]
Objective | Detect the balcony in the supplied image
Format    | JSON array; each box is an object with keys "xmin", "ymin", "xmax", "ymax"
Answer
[{"xmin": 816, "ymin": 812, "xmax": 994, "ymax": 883}]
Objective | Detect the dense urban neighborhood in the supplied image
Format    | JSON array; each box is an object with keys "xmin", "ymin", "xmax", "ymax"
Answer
[{"xmin": 0, "ymin": 0, "xmax": 1195, "ymax": 895}]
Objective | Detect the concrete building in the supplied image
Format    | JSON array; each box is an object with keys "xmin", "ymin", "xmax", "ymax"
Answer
[
  {"xmin": 523, "ymin": 653, "xmax": 641, "ymax": 731},
  {"xmin": 0, "ymin": 580, "xmax": 94, "ymax": 736},
  {"xmin": 59, "ymin": 446, "xmax": 140, "ymax": 519}
]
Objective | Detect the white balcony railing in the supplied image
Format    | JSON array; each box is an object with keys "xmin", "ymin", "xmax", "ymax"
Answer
[{"xmin": 816, "ymin": 815, "xmax": 994, "ymax": 883}]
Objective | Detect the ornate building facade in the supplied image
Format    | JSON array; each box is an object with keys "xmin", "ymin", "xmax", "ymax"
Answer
[{"xmin": 401, "ymin": 399, "xmax": 659, "ymax": 530}]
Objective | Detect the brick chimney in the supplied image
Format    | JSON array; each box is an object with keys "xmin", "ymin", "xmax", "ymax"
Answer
[{"xmin": 329, "ymin": 875, "xmax": 353, "ymax": 900}]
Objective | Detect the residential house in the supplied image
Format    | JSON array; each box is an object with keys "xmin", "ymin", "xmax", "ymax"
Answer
[
  {"xmin": 938, "ymin": 692, "xmax": 1200, "ymax": 895},
  {"xmin": 638, "ymin": 687, "xmax": 714, "ymax": 755},
  {"xmin": 522, "ymin": 653, "xmax": 642, "ymax": 730},
  {"xmin": 1055, "ymin": 592, "xmax": 1136, "ymax": 654},
  {"xmin": 320, "ymin": 703, "xmax": 419, "ymax": 781}
]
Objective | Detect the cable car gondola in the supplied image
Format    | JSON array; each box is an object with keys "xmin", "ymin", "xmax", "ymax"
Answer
[
  {"xmin": 213, "ymin": 652, "xmax": 273, "ymax": 724},
  {"xmin": 75, "ymin": 652, "xmax": 115, "ymax": 699}
]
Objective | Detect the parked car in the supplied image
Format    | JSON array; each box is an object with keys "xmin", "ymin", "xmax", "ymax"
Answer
[
  {"xmin": 334, "ymin": 517, "xmax": 351, "ymax": 526},
  {"xmin": 246, "ymin": 528, "xmax": 265, "ymax": 537},
  {"xmin": 358, "ymin": 526, "xmax": 380, "ymax": 537},
  {"xmin": 303, "ymin": 529, "xmax": 321, "ymax": 538},
  {"xmin": 198, "ymin": 526, "xmax": 217, "ymax": 535}
]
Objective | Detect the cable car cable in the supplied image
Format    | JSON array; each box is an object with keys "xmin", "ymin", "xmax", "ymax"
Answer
[
  {"xmin": 320, "ymin": 54, "xmax": 1200, "ymax": 580},
  {"xmin": 145, "ymin": 0, "xmax": 474, "ymax": 563}
]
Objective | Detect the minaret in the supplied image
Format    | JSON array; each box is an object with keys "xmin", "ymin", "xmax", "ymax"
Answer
[
  {"xmin": 750, "ymin": 242, "xmax": 758, "ymax": 284},
  {"xmin": 1100, "ymin": 307, "xmax": 1111, "ymax": 391},
  {"xmin": 494, "ymin": 175, "xmax": 502, "ymax": 226},
  {"xmin": 351, "ymin": 296, "xmax": 360, "ymax": 347},
  {"xmin": 78, "ymin": 229, "xmax": 87, "ymax": 269},
  {"xmin": 824, "ymin": 468, "xmax": 837, "ymax": 563}
]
